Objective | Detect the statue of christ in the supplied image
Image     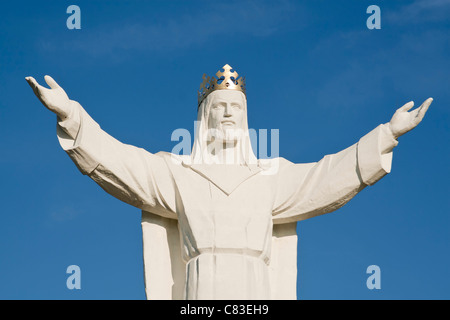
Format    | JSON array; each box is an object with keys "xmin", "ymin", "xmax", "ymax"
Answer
[{"xmin": 26, "ymin": 64, "xmax": 432, "ymax": 300}]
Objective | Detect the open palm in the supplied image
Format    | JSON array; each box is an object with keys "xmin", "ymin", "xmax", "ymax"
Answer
[
  {"xmin": 26, "ymin": 75, "xmax": 72, "ymax": 119},
  {"xmin": 389, "ymin": 98, "xmax": 433, "ymax": 139}
]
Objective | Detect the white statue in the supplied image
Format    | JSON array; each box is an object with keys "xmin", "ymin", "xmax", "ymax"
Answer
[{"xmin": 26, "ymin": 64, "xmax": 432, "ymax": 300}]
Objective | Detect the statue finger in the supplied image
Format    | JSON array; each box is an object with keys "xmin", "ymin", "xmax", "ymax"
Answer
[
  {"xmin": 25, "ymin": 76, "xmax": 39, "ymax": 90},
  {"xmin": 416, "ymin": 97, "xmax": 433, "ymax": 121},
  {"xmin": 25, "ymin": 76, "xmax": 44, "ymax": 96}
]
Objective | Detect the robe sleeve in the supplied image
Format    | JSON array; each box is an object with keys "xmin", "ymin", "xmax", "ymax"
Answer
[
  {"xmin": 56, "ymin": 101, "xmax": 177, "ymax": 219},
  {"xmin": 272, "ymin": 124, "xmax": 398, "ymax": 224}
]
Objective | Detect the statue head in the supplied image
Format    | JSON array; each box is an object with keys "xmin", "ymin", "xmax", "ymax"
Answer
[
  {"xmin": 206, "ymin": 90, "xmax": 245, "ymax": 144},
  {"xmin": 190, "ymin": 65, "xmax": 256, "ymax": 165}
]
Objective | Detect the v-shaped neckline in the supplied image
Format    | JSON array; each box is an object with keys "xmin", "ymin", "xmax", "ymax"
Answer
[{"xmin": 187, "ymin": 163, "xmax": 262, "ymax": 195}]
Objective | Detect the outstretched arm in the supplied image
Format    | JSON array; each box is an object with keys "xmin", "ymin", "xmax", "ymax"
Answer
[
  {"xmin": 26, "ymin": 75, "xmax": 176, "ymax": 218},
  {"xmin": 272, "ymin": 98, "xmax": 433, "ymax": 223}
]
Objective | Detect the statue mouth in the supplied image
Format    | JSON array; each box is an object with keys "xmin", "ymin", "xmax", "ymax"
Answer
[{"xmin": 221, "ymin": 120, "xmax": 235, "ymax": 125}]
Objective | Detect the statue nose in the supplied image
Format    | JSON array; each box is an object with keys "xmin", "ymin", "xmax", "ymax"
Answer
[{"xmin": 224, "ymin": 104, "xmax": 232, "ymax": 116}]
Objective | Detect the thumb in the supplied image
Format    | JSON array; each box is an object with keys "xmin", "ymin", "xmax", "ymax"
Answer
[
  {"xmin": 44, "ymin": 75, "xmax": 61, "ymax": 89},
  {"xmin": 397, "ymin": 101, "xmax": 414, "ymax": 113}
]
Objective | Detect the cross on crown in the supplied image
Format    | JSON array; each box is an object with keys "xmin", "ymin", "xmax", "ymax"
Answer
[{"xmin": 198, "ymin": 64, "xmax": 246, "ymax": 106}]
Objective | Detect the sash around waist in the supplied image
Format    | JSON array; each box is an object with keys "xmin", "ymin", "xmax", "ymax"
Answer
[{"xmin": 187, "ymin": 248, "xmax": 270, "ymax": 265}]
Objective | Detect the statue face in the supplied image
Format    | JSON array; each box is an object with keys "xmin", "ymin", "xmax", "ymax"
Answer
[{"xmin": 207, "ymin": 90, "xmax": 245, "ymax": 143}]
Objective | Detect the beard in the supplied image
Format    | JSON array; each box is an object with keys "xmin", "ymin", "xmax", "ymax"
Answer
[
  {"xmin": 206, "ymin": 127, "xmax": 244, "ymax": 144},
  {"xmin": 204, "ymin": 127, "xmax": 244, "ymax": 164}
]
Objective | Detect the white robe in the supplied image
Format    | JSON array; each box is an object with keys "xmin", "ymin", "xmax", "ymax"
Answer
[{"xmin": 56, "ymin": 101, "xmax": 398, "ymax": 300}]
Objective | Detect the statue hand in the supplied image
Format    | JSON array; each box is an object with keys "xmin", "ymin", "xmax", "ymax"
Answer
[
  {"xmin": 26, "ymin": 75, "xmax": 72, "ymax": 120},
  {"xmin": 389, "ymin": 98, "xmax": 433, "ymax": 139}
]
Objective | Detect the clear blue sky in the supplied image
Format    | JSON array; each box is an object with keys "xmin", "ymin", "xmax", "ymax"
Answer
[{"xmin": 0, "ymin": 0, "xmax": 449, "ymax": 300}]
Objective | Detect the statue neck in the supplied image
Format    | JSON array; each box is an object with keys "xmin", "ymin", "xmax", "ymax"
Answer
[{"xmin": 207, "ymin": 140, "xmax": 242, "ymax": 165}]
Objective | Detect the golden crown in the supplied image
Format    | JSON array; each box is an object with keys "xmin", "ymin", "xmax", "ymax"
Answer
[{"xmin": 198, "ymin": 64, "xmax": 246, "ymax": 106}]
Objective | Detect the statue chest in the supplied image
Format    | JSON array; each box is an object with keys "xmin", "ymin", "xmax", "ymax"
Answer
[{"xmin": 170, "ymin": 164, "xmax": 276, "ymax": 252}]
